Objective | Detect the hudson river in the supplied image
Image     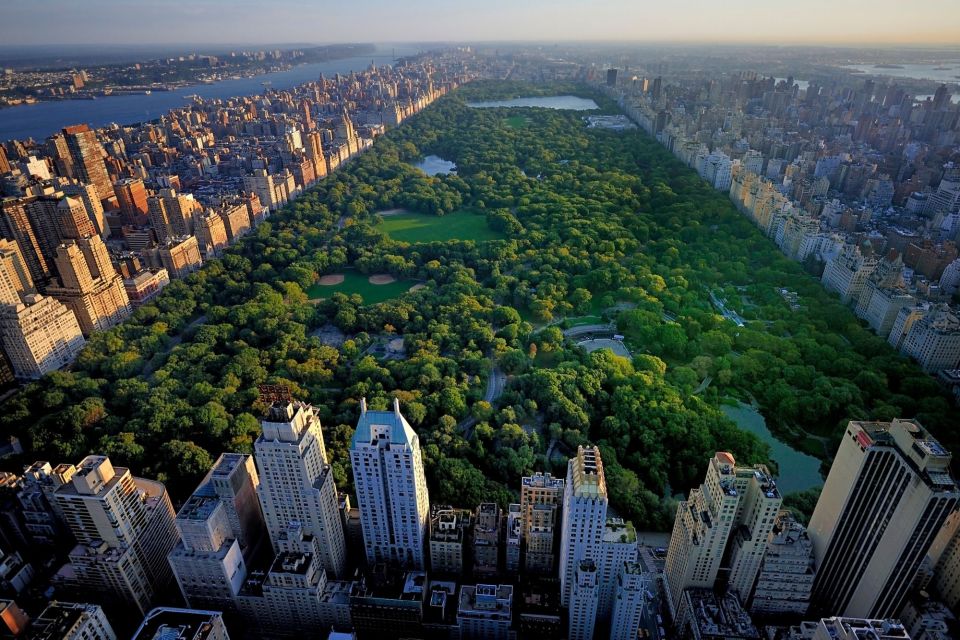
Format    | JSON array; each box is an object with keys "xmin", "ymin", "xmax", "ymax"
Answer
[{"xmin": 0, "ymin": 45, "xmax": 420, "ymax": 142}]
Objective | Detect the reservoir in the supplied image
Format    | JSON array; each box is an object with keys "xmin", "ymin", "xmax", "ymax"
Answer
[
  {"xmin": 467, "ymin": 95, "xmax": 599, "ymax": 110},
  {"xmin": 0, "ymin": 45, "xmax": 420, "ymax": 143},
  {"xmin": 721, "ymin": 401, "xmax": 823, "ymax": 495}
]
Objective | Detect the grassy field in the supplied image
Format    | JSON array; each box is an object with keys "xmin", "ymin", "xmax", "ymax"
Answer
[
  {"xmin": 505, "ymin": 115, "xmax": 528, "ymax": 129},
  {"xmin": 379, "ymin": 208, "xmax": 504, "ymax": 243},
  {"xmin": 307, "ymin": 270, "xmax": 416, "ymax": 304}
]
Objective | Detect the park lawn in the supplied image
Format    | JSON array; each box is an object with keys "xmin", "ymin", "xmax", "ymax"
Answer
[
  {"xmin": 566, "ymin": 315, "xmax": 604, "ymax": 327},
  {"xmin": 505, "ymin": 115, "xmax": 528, "ymax": 129},
  {"xmin": 307, "ymin": 270, "xmax": 416, "ymax": 304},
  {"xmin": 379, "ymin": 208, "xmax": 505, "ymax": 243}
]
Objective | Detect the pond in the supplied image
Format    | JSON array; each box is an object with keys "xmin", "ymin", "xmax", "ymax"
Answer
[
  {"xmin": 414, "ymin": 155, "xmax": 457, "ymax": 176},
  {"xmin": 467, "ymin": 95, "xmax": 600, "ymax": 110},
  {"xmin": 721, "ymin": 401, "xmax": 823, "ymax": 495}
]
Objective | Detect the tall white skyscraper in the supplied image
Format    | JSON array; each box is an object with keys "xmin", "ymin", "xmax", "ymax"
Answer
[
  {"xmin": 809, "ymin": 419, "xmax": 958, "ymax": 618},
  {"xmin": 350, "ymin": 398, "xmax": 430, "ymax": 569},
  {"xmin": 597, "ymin": 518, "xmax": 638, "ymax": 620},
  {"xmin": 255, "ymin": 401, "xmax": 346, "ymax": 578},
  {"xmin": 559, "ymin": 446, "xmax": 608, "ymax": 607}
]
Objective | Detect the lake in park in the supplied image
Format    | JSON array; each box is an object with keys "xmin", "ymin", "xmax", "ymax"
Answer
[
  {"xmin": 414, "ymin": 155, "xmax": 457, "ymax": 176},
  {"xmin": 467, "ymin": 95, "xmax": 600, "ymax": 110},
  {"xmin": 721, "ymin": 401, "xmax": 823, "ymax": 495}
]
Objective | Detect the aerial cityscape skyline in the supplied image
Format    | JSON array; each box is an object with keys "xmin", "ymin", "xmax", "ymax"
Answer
[{"xmin": 0, "ymin": 1, "xmax": 959, "ymax": 637}]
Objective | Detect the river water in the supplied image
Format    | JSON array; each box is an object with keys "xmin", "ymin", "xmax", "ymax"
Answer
[
  {"xmin": 721, "ymin": 401, "xmax": 823, "ymax": 495},
  {"xmin": 0, "ymin": 45, "xmax": 421, "ymax": 143}
]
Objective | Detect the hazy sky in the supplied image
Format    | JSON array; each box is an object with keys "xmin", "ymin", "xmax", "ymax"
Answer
[{"xmin": 3, "ymin": 0, "xmax": 960, "ymax": 46}]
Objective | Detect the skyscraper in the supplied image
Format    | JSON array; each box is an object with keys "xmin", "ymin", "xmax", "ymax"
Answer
[
  {"xmin": 663, "ymin": 451, "xmax": 781, "ymax": 610},
  {"xmin": 62, "ymin": 125, "xmax": 115, "ymax": 203},
  {"xmin": 255, "ymin": 401, "xmax": 346, "ymax": 578},
  {"xmin": 114, "ymin": 178, "xmax": 150, "ymax": 225},
  {"xmin": 47, "ymin": 236, "xmax": 131, "ymax": 336},
  {"xmin": 350, "ymin": 398, "xmax": 430, "ymax": 569},
  {"xmin": 168, "ymin": 453, "xmax": 265, "ymax": 613},
  {"xmin": 52, "ymin": 456, "xmax": 179, "ymax": 616},
  {"xmin": 809, "ymin": 419, "xmax": 958, "ymax": 618},
  {"xmin": 559, "ymin": 446, "xmax": 608, "ymax": 607}
]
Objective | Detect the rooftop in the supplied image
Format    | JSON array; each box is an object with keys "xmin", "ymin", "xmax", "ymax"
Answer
[
  {"xmin": 682, "ymin": 589, "xmax": 759, "ymax": 639},
  {"xmin": 351, "ymin": 397, "xmax": 418, "ymax": 449},
  {"xmin": 131, "ymin": 607, "xmax": 226, "ymax": 640}
]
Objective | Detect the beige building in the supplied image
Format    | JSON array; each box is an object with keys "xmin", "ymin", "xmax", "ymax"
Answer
[
  {"xmin": 664, "ymin": 451, "xmax": 781, "ymax": 610},
  {"xmin": 0, "ymin": 238, "xmax": 85, "ymax": 379},
  {"xmin": 52, "ymin": 456, "xmax": 179, "ymax": 617},
  {"xmin": 147, "ymin": 188, "xmax": 199, "ymax": 242},
  {"xmin": 220, "ymin": 202, "xmax": 251, "ymax": 241},
  {"xmin": 194, "ymin": 210, "xmax": 229, "ymax": 256},
  {"xmin": 47, "ymin": 237, "xmax": 131, "ymax": 336},
  {"xmin": 821, "ymin": 243, "xmax": 877, "ymax": 305},
  {"xmin": 520, "ymin": 472, "xmax": 563, "ymax": 574},
  {"xmin": 808, "ymin": 419, "xmax": 959, "ymax": 618},
  {"xmin": 559, "ymin": 446, "xmax": 608, "ymax": 607},
  {"xmin": 158, "ymin": 235, "xmax": 202, "ymax": 279}
]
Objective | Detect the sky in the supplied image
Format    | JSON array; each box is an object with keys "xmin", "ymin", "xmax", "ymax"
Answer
[{"xmin": 2, "ymin": 0, "xmax": 960, "ymax": 47}]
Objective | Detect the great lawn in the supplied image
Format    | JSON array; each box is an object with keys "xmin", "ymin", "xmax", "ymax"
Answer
[
  {"xmin": 306, "ymin": 270, "xmax": 416, "ymax": 304},
  {"xmin": 378, "ymin": 208, "xmax": 505, "ymax": 243}
]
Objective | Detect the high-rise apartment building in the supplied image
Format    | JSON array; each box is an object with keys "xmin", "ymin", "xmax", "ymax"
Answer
[
  {"xmin": 59, "ymin": 183, "xmax": 108, "ymax": 238},
  {"xmin": 52, "ymin": 456, "xmax": 179, "ymax": 616},
  {"xmin": 114, "ymin": 178, "xmax": 149, "ymax": 225},
  {"xmin": 0, "ymin": 197, "xmax": 50, "ymax": 283},
  {"xmin": 749, "ymin": 511, "xmax": 816, "ymax": 615},
  {"xmin": 350, "ymin": 398, "xmax": 430, "ymax": 570},
  {"xmin": 664, "ymin": 451, "xmax": 781, "ymax": 610},
  {"xmin": 505, "ymin": 504, "xmax": 521, "ymax": 573},
  {"xmin": 0, "ymin": 238, "xmax": 85, "ymax": 379},
  {"xmin": 809, "ymin": 419, "xmax": 958, "ymax": 618},
  {"xmin": 156, "ymin": 235, "xmax": 202, "ymax": 279},
  {"xmin": 568, "ymin": 559, "xmax": 600, "ymax": 640},
  {"xmin": 47, "ymin": 237, "xmax": 131, "ymax": 336},
  {"xmin": 55, "ymin": 197, "xmax": 98, "ymax": 241},
  {"xmin": 62, "ymin": 125, "xmax": 115, "ymax": 203},
  {"xmin": 559, "ymin": 446, "xmax": 608, "ymax": 607},
  {"xmin": 168, "ymin": 454, "xmax": 265, "ymax": 614},
  {"xmin": 255, "ymin": 401, "xmax": 346, "ymax": 578},
  {"xmin": 520, "ymin": 472, "xmax": 563, "ymax": 574},
  {"xmin": 194, "ymin": 210, "xmax": 229, "ymax": 256}
]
